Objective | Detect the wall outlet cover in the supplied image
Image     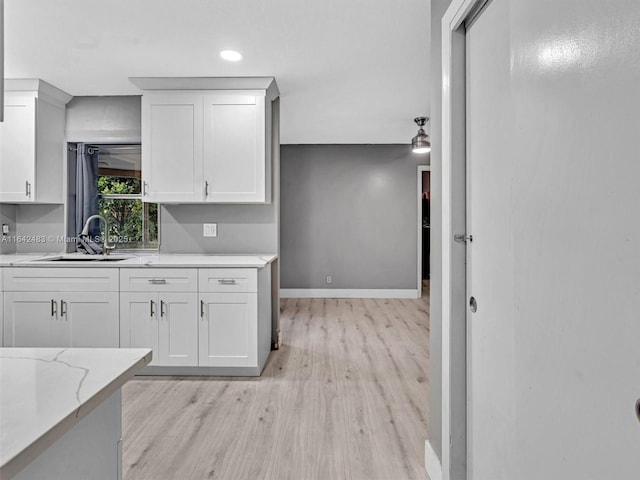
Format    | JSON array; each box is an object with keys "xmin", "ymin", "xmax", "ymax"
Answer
[
  {"xmin": 203, "ymin": 223, "xmax": 217, "ymax": 237},
  {"xmin": 326, "ymin": 275, "xmax": 332, "ymax": 284}
]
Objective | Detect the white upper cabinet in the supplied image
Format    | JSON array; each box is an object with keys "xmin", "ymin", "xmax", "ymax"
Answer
[
  {"xmin": 131, "ymin": 77, "xmax": 278, "ymax": 204},
  {"xmin": 203, "ymin": 95, "xmax": 266, "ymax": 202},
  {"xmin": 141, "ymin": 94, "xmax": 203, "ymax": 203},
  {"xmin": 0, "ymin": 80, "xmax": 72, "ymax": 203}
]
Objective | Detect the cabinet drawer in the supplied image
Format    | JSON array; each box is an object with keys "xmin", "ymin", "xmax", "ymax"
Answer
[
  {"xmin": 198, "ymin": 268, "xmax": 257, "ymax": 293},
  {"xmin": 2, "ymin": 267, "xmax": 118, "ymax": 292},
  {"xmin": 120, "ymin": 268, "xmax": 197, "ymax": 292}
]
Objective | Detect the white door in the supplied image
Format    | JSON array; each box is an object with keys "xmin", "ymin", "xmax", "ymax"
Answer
[
  {"xmin": 142, "ymin": 94, "xmax": 203, "ymax": 202},
  {"xmin": 465, "ymin": 0, "xmax": 515, "ymax": 477},
  {"xmin": 203, "ymin": 95, "xmax": 266, "ymax": 203},
  {"xmin": 3, "ymin": 292, "xmax": 64, "ymax": 347},
  {"xmin": 199, "ymin": 292, "xmax": 257, "ymax": 367},
  {"xmin": 464, "ymin": 0, "xmax": 640, "ymax": 478},
  {"xmin": 157, "ymin": 293, "xmax": 198, "ymax": 366},
  {"xmin": 64, "ymin": 292, "xmax": 119, "ymax": 347},
  {"xmin": 0, "ymin": 95, "xmax": 36, "ymax": 202},
  {"xmin": 120, "ymin": 292, "xmax": 159, "ymax": 365}
]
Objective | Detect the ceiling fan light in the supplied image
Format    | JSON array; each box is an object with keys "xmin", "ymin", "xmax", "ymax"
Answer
[
  {"xmin": 411, "ymin": 116, "xmax": 431, "ymax": 153},
  {"xmin": 412, "ymin": 132, "xmax": 431, "ymax": 153}
]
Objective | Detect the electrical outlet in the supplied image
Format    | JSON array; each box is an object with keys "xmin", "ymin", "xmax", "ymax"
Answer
[
  {"xmin": 326, "ymin": 275, "xmax": 332, "ymax": 284},
  {"xmin": 203, "ymin": 223, "xmax": 217, "ymax": 237},
  {"xmin": 2, "ymin": 224, "xmax": 9, "ymax": 236}
]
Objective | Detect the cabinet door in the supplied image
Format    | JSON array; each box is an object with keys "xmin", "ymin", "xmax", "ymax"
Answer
[
  {"xmin": 63, "ymin": 292, "xmax": 119, "ymax": 347},
  {"xmin": 198, "ymin": 292, "xmax": 257, "ymax": 367},
  {"xmin": 2, "ymin": 292, "xmax": 65, "ymax": 347},
  {"xmin": 158, "ymin": 293, "xmax": 198, "ymax": 366},
  {"xmin": 0, "ymin": 95, "xmax": 36, "ymax": 202},
  {"xmin": 120, "ymin": 292, "xmax": 159, "ymax": 365},
  {"xmin": 142, "ymin": 94, "xmax": 203, "ymax": 202},
  {"xmin": 203, "ymin": 95, "xmax": 266, "ymax": 203}
]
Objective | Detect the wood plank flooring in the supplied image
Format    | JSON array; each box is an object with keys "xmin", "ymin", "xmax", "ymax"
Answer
[{"xmin": 122, "ymin": 290, "xmax": 430, "ymax": 480}]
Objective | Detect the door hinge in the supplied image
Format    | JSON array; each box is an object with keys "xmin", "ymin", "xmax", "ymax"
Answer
[{"xmin": 454, "ymin": 234, "xmax": 473, "ymax": 244}]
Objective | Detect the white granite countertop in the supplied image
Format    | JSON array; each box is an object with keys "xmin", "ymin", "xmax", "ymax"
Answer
[
  {"xmin": 0, "ymin": 348, "xmax": 152, "ymax": 479},
  {"xmin": 0, "ymin": 253, "xmax": 277, "ymax": 268},
  {"xmin": 0, "ymin": 254, "xmax": 50, "ymax": 266}
]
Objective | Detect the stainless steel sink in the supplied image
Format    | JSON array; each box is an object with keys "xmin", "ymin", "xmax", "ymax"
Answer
[{"xmin": 37, "ymin": 254, "xmax": 135, "ymax": 262}]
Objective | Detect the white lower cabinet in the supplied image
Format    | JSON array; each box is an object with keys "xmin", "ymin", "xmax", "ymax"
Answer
[
  {"xmin": 3, "ymin": 291, "xmax": 119, "ymax": 347},
  {"xmin": 1, "ymin": 267, "xmax": 120, "ymax": 348},
  {"xmin": 119, "ymin": 289, "xmax": 198, "ymax": 367},
  {"xmin": 0, "ymin": 264, "xmax": 272, "ymax": 374},
  {"xmin": 0, "ymin": 290, "xmax": 3, "ymax": 347},
  {"xmin": 199, "ymin": 292, "xmax": 257, "ymax": 367}
]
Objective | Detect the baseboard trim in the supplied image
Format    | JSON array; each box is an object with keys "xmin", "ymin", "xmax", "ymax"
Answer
[
  {"xmin": 280, "ymin": 288, "xmax": 420, "ymax": 299},
  {"xmin": 425, "ymin": 440, "xmax": 442, "ymax": 480}
]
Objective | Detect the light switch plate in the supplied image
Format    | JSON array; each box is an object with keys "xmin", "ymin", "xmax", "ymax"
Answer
[
  {"xmin": 2, "ymin": 224, "xmax": 9, "ymax": 236},
  {"xmin": 203, "ymin": 223, "xmax": 217, "ymax": 237}
]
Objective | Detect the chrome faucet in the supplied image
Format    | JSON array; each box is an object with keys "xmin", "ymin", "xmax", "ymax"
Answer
[{"xmin": 80, "ymin": 214, "xmax": 116, "ymax": 254}]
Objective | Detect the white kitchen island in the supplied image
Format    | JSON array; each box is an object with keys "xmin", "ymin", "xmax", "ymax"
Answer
[{"xmin": 0, "ymin": 347, "xmax": 152, "ymax": 480}]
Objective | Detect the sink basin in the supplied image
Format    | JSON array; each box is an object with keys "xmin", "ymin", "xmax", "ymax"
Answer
[{"xmin": 37, "ymin": 254, "xmax": 135, "ymax": 263}]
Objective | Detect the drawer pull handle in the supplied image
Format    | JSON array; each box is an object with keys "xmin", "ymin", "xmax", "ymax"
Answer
[
  {"xmin": 200, "ymin": 300, "xmax": 205, "ymax": 318},
  {"xmin": 149, "ymin": 279, "xmax": 167, "ymax": 285},
  {"xmin": 160, "ymin": 300, "xmax": 166, "ymax": 317},
  {"xmin": 150, "ymin": 300, "xmax": 155, "ymax": 317},
  {"xmin": 218, "ymin": 279, "xmax": 237, "ymax": 285},
  {"xmin": 60, "ymin": 300, "xmax": 67, "ymax": 317},
  {"xmin": 51, "ymin": 299, "xmax": 57, "ymax": 317}
]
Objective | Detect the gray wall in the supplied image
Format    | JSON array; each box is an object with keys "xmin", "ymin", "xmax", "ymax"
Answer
[
  {"xmin": 430, "ymin": 0, "xmax": 454, "ymax": 464},
  {"xmin": 0, "ymin": 204, "xmax": 17, "ymax": 254},
  {"xmin": 15, "ymin": 205, "xmax": 66, "ymax": 253},
  {"xmin": 280, "ymin": 144, "xmax": 428, "ymax": 290},
  {"xmin": 0, "ymin": 204, "xmax": 66, "ymax": 254},
  {"xmin": 66, "ymin": 96, "xmax": 141, "ymax": 143},
  {"xmin": 159, "ymin": 203, "xmax": 278, "ymax": 254}
]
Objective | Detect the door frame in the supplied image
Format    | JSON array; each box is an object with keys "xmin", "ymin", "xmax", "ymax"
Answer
[
  {"xmin": 417, "ymin": 165, "xmax": 431, "ymax": 298},
  {"xmin": 440, "ymin": 0, "xmax": 489, "ymax": 478}
]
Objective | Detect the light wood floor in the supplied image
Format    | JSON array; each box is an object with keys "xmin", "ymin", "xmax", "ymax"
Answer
[{"xmin": 122, "ymin": 289, "xmax": 430, "ymax": 480}]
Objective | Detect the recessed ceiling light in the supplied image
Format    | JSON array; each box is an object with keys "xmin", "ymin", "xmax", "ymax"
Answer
[{"xmin": 220, "ymin": 50, "xmax": 242, "ymax": 62}]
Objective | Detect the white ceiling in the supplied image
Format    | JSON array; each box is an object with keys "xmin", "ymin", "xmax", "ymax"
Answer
[{"xmin": 5, "ymin": 0, "xmax": 431, "ymax": 144}]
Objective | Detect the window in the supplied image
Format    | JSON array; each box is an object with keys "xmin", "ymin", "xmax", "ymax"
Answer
[{"xmin": 96, "ymin": 145, "xmax": 158, "ymax": 249}]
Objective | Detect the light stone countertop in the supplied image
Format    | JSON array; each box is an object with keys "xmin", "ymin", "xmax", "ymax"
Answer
[
  {"xmin": 0, "ymin": 253, "xmax": 277, "ymax": 268},
  {"xmin": 0, "ymin": 254, "xmax": 51, "ymax": 266},
  {"xmin": 0, "ymin": 348, "xmax": 152, "ymax": 479}
]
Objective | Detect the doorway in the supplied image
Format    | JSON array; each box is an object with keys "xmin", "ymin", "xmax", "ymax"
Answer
[{"xmin": 417, "ymin": 166, "xmax": 431, "ymax": 298}]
